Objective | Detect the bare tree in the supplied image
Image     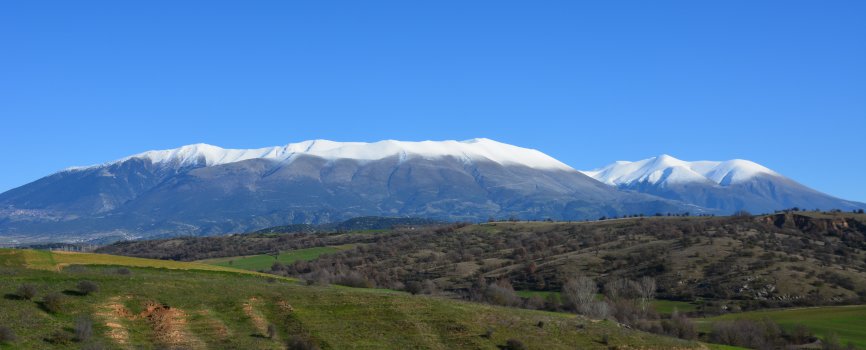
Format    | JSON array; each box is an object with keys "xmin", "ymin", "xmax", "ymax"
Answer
[
  {"xmin": 604, "ymin": 278, "xmax": 637, "ymax": 301},
  {"xmin": 637, "ymin": 276, "xmax": 656, "ymax": 312},
  {"xmin": 562, "ymin": 275, "xmax": 597, "ymax": 314}
]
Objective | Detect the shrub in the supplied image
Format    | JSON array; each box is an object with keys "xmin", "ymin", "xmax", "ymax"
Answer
[
  {"xmin": 74, "ymin": 316, "xmax": 93, "ymax": 341},
  {"xmin": 115, "ymin": 267, "xmax": 131, "ymax": 275},
  {"xmin": 503, "ymin": 338, "xmax": 527, "ymax": 350},
  {"xmin": 483, "ymin": 280, "xmax": 520, "ymax": 306},
  {"xmin": 0, "ymin": 325, "xmax": 16, "ymax": 343},
  {"xmin": 77, "ymin": 280, "xmax": 99, "ymax": 295},
  {"xmin": 405, "ymin": 281, "xmax": 423, "ymax": 295},
  {"xmin": 661, "ymin": 311, "xmax": 697, "ymax": 340},
  {"xmin": 42, "ymin": 292, "xmax": 64, "ymax": 313},
  {"xmin": 333, "ymin": 272, "xmax": 373, "ymax": 288},
  {"xmin": 17, "ymin": 284, "xmax": 37, "ymax": 300},
  {"xmin": 46, "ymin": 330, "xmax": 73, "ymax": 345},
  {"xmin": 710, "ymin": 318, "xmax": 783, "ymax": 349}
]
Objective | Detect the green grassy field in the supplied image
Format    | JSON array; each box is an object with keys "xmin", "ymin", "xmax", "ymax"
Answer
[
  {"xmin": 0, "ymin": 249, "xmax": 704, "ymax": 349},
  {"xmin": 516, "ymin": 290, "xmax": 697, "ymax": 316},
  {"xmin": 652, "ymin": 300, "xmax": 699, "ymax": 315},
  {"xmin": 697, "ymin": 305, "xmax": 866, "ymax": 349},
  {"xmin": 195, "ymin": 245, "xmax": 355, "ymax": 271},
  {"xmin": 0, "ymin": 249, "xmax": 278, "ymax": 277}
]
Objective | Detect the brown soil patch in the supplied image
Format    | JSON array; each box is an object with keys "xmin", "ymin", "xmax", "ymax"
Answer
[
  {"xmin": 196, "ymin": 309, "xmax": 231, "ymax": 341},
  {"xmin": 140, "ymin": 301, "xmax": 205, "ymax": 350},
  {"xmin": 277, "ymin": 300, "xmax": 294, "ymax": 313},
  {"xmin": 243, "ymin": 297, "xmax": 270, "ymax": 337},
  {"xmin": 95, "ymin": 296, "xmax": 133, "ymax": 349}
]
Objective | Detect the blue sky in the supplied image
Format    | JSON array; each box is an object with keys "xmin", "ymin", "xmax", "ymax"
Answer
[{"xmin": 1, "ymin": 1, "xmax": 864, "ymax": 201}]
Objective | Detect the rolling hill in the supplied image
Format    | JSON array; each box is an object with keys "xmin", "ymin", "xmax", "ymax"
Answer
[{"xmin": 0, "ymin": 248, "xmax": 703, "ymax": 349}]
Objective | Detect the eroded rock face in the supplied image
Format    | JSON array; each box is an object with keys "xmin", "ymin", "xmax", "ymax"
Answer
[{"xmin": 763, "ymin": 213, "xmax": 866, "ymax": 237}]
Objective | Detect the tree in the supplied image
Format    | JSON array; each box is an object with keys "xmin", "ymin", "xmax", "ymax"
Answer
[
  {"xmin": 77, "ymin": 281, "xmax": 99, "ymax": 295},
  {"xmin": 17, "ymin": 284, "xmax": 37, "ymax": 300},
  {"xmin": 562, "ymin": 276, "xmax": 597, "ymax": 314},
  {"xmin": 637, "ymin": 276, "xmax": 656, "ymax": 312}
]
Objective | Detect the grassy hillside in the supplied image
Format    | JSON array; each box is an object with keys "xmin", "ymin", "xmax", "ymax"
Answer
[
  {"xmin": 195, "ymin": 245, "xmax": 355, "ymax": 271},
  {"xmin": 99, "ymin": 212, "xmax": 866, "ymax": 310},
  {"xmin": 698, "ymin": 305, "xmax": 866, "ymax": 348},
  {"xmin": 0, "ymin": 249, "xmax": 702, "ymax": 349}
]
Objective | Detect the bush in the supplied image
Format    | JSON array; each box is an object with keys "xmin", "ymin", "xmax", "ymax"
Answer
[
  {"xmin": 405, "ymin": 281, "xmax": 423, "ymax": 295},
  {"xmin": 74, "ymin": 316, "xmax": 93, "ymax": 341},
  {"xmin": 333, "ymin": 272, "xmax": 373, "ymax": 288},
  {"xmin": 42, "ymin": 292, "xmax": 64, "ymax": 313},
  {"xmin": 503, "ymin": 338, "xmax": 527, "ymax": 350},
  {"xmin": 710, "ymin": 318, "xmax": 783, "ymax": 349},
  {"xmin": 17, "ymin": 284, "xmax": 37, "ymax": 300},
  {"xmin": 0, "ymin": 325, "xmax": 16, "ymax": 343},
  {"xmin": 661, "ymin": 312, "xmax": 697, "ymax": 340},
  {"xmin": 46, "ymin": 330, "xmax": 73, "ymax": 345},
  {"xmin": 115, "ymin": 267, "xmax": 131, "ymax": 275},
  {"xmin": 483, "ymin": 280, "xmax": 520, "ymax": 307},
  {"xmin": 77, "ymin": 280, "xmax": 99, "ymax": 295}
]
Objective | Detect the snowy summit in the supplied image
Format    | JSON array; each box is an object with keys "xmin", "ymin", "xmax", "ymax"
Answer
[
  {"xmin": 581, "ymin": 154, "xmax": 780, "ymax": 187},
  {"xmin": 74, "ymin": 138, "xmax": 576, "ymax": 172}
]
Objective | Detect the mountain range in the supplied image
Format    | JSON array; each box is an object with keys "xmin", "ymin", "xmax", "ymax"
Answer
[{"xmin": 0, "ymin": 139, "xmax": 861, "ymax": 244}]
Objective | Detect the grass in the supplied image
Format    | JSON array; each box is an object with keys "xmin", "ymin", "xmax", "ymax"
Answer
[
  {"xmin": 515, "ymin": 290, "xmax": 697, "ymax": 316},
  {"xmin": 697, "ymin": 305, "xmax": 866, "ymax": 349},
  {"xmin": 0, "ymin": 248, "xmax": 285, "ymax": 279},
  {"xmin": 0, "ymin": 248, "xmax": 707, "ymax": 349},
  {"xmin": 195, "ymin": 245, "xmax": 355, "ymax": 271},
  {"xmin": 652, "ymin": 299, "xmax": 699, "ymax": 315}
]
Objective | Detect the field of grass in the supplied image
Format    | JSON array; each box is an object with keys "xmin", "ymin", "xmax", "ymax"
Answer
[
  {"xmin": 0, "ymin": 249, "xmax": 280, "ymax": 277},
  {"xmin": 0, "ymin": 249, "xmax": 704, "ymax": 349},
  {"xmin": 195, "ymin": 245, "xmax": 355, "ymax": 271},
  {"xmin": 697, "ymin": 305, "xmax": 866, "ymax": 349},
  {"xmin": 516, "ymin": 290, "xmax": 697, "ymax": 316},
  {"xmin": 652, "ymin": 299, "xmax": 699, "ymax": 315}
]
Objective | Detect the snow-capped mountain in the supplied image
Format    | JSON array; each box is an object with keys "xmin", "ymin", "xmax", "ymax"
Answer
[
  {"xmin": 0, "ymin": 139, "xmax": 692, "ymax": 243},
  {"xmin": 80, "ymin": 138, "xmax": 574, "ymax": 171},
  {"xmin": 582, "ymin": 155, "xmax": 864, "ymax": 214}
]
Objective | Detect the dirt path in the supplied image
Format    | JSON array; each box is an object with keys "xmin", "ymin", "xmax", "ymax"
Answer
[
  {"xmin": 94, "ymin": 296, "xmax": 134, "ymax": 349},
  {"xmin": 243, "ymin": 297, "xmax": 273, "ymax": 338},
  {"xmin": 140, "ymin": 301, "xmax": 206, "ymax": 350}
]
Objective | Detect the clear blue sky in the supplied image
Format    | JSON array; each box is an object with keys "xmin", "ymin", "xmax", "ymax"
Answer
[{"xmin": 1, "ymin": 1, "xmax": 864, "ymax": 202}]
